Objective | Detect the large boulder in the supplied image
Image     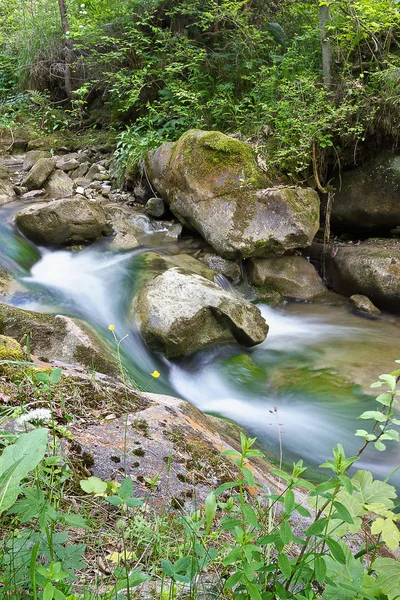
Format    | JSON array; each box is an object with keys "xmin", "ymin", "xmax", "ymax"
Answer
[
  {"xmin": 21, "ymin": 157, "xmax": 55, "ymax": 190},
  {"xmin": 0, "ymin": 175, "xmax": 14, "ymax": 205},
  {"xmin": 146, "ymin": 130, "xmax": 320, "ymax": 259},
  {"xmin": 0, "ymin": 303, "xmax": 118, "ymax": 375},
  {"xmin": 324, "ymin": 239, "xmax": 400, "ymax": 312},
  {"xmin": 331, "ymin": 150, "xmax": 400, "ymax": 232},
  {"xmin": 246, "ymin": 255, "xmax": 327, "ymax": 301},
  {"xmin": 15, "ymin": 197, "xmax": 108, "ymax": 246},
  {"xmin": 133, "ymin": 267, "xmax": 268, "ymax": 357}
]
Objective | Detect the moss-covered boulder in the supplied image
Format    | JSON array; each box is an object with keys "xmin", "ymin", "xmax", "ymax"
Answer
[
  {"xmin": 246, "ymin": 256, "xmax": 327, "ymax": 301},
  {"xmin": 324, "ymin": 239, "xmax": 400, "ymax": 312},
  {"xmin": 331, "ymin": 150, "xmax": 400, "ymax": 233},
  {"xmin": 15, "ymin": 197, "xmax": 108, "ymax": 246},
  {"xmin": 44, "ymin": 169, "xmax": 74, "ymax": 198},
  {"xmin": 0, "ymin": 335, "xmax": 24, "ymax": 362},
  {"xmin": 0, "ymin": 303, "xmax": 118, "ymax": 375},
  {"xmin": 133, "ymin": 267, "xmax": 268, "ymax": 357},
  {"xmin": 146, "ymin": 130, "xmax": 320, "ymax": 259},
  {"xmin": 23, "ymin": 150, "xmax": 52, "ymax": 171},
  {"xmin": 21, "ymin": 157, "xmax": 56, "ymax": 190}
]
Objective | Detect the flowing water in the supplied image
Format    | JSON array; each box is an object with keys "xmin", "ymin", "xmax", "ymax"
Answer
[{"xmin": 2, "ymin": 201, "xmax": 400, "ymax": 485}]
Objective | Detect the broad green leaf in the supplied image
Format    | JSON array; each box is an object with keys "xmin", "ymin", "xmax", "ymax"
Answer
[
  {"xmin": 119, "ymin": 477, "xmax": 133, "ymax": 499},
  {"xmin": 374, "ymin": 441, "xmax": 386, "ymax": 451},
  {"xmin": 333, "ymin": 501, "xmax": 354, "ymax": 524},
  {"xmin": 359, "ymin": 411, "xmax": 387, "ymax": 422},
  {"xmin": 376, "ymin": 394, "xmax": 393, "ymax": 406},
  {"xmin": 240, "ymin": 466, "xmax": 255, "ymax": 487},
  {"xmin": 225, "ymin": 570, "xmax": 242, "ymax": 589},
  {"xmin": 0, "ymin": 428, "xmax": 48, "ymax": 513},
  {"xmin": 80, "ymin": 477, "xmax": 107, "ymax": 496},
  {"xmin": 371, "ymin": 517, "xmax": 400, "ymax": 550},
  {"xmin": 280, "ymin": 520, "xmax": 293, "ymax": 544},
  {"xmin": 243, "ymin": 503, "xmax": 259, "ymax": 528},
  {"xmin": 305, "ymin": 517, "xmax": 329, "ymax": 537},
  {"xmin": 322, "ymin": 542, "xmax": 364, "ymax": 600},
  {"xmin": 374, "ymin": 558, "xmax": 400, "ymax": 600},
  {"xmin": 351, "ymin": 471, "xmax": 396, "ymax": 510},
  {"xmin": 43, "ymin": 582, "xmax": 54, "ymax": 600}
]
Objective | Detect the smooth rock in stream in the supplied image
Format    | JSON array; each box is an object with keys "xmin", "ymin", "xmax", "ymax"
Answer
[
  {"xmin": 145, "ymin": 197, "xmax": 166, "ymax": 218},
  {"xmin": 133, "ymin": 267, "xmax": 268, "ymax": 357},
  {"xmin": 21, "ymin": 157, "xmax": 55, "ymax": 190},
  {"xmin": 246, "ymin": 256, "xmax": 327, "ymax": 301},
  {"xmin": 146, "ymin": 129, "xmax": 320, "ymax": 259},
  {"xmin": 349, "ymin": 294, "xmax": 381, "ymax": 316},
  {"xmin": 15, "ymin": 197, "xmax": 108, "ymax": 246}
]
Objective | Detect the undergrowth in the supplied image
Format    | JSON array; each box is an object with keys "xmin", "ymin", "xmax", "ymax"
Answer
[{"xmin": 1, "ymin": 328, "xmax": 400, "ymax": 599}]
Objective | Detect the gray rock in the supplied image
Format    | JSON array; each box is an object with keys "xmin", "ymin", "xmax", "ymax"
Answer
[
  {"xmin": 0, "ymin": 303, "xmax": 118, "ymax": 375},
  {"xmin": 101, "ymin": 185, "xmax": 111, "ymax": 197},
  {"xmin": 246, "ymin": 256, "xmax": 327, "ymax": 301},
  {"xmin": 324, "ymin": 239, "xmax": 400, "ymax": 312},
  {"xmin": 133, "ymin": 267, "xmax": 268, "ymax": 357},
  {"xmin": 349, "ymin": 294, "xmax": 381, "ymax": 316},
  {"xmin": 21, "ymin": 158, "xmax": 55, "ymax": 190},
  {"xmin": 86, "ymin": 163, "xmax": 105, "ymax": 182},
  {"xmin": 145, "ymin": 197, "xmax": 166, "ymax": 218},
  {"xmin": 56, "ymin": 157, "xmax": 80, "ymax": 172},
  {"xmin": 13, "ymin": 186, "xmax": 28, "ymax": 196},
  {"xmin": 20, "ymin": 189, "xmax": 45, "ymax": 200},
  {"xmin": 71, "ymin": 162, "xmax": 90, "ymax": 180},
  {"xmin": 92, "ymin": 173, "xmax": 109, "ymax": 182},
  {"xmin": 332, "ymin": 151, "xmax": 400, "ymax": 232},
  {"xmin": 23, "ymin": 150, "xmax": 51, "ymax": 171},
  {"xmin": 44, "ymin": 169, "xmax": 74, "ymax": 198},
  {"xmin": 73, "ymin": 177, "xmax": 91, "ymax": 189},
  {"xmin": 146, "ymin": 129, "xmax": 320, "ymax": 259},
  {"xmin": 15, "ymin": 197, "xmax": 108, "ymax": 246},
  {"xmin": 0, "ymin": 178, "xmax": 15, "ymax": 205},
  {"xmin": 204, "ymin": 255, "xmax": 241, "ymax": 280}
]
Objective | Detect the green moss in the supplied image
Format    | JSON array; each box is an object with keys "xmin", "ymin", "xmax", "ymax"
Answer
[
  {"xmin": 74, "ymin": 344, "xmax": 118, "ymax": 377},
  {"xmin": 0, "ymin": 335, "xmax": 24, "ymax": 362}
]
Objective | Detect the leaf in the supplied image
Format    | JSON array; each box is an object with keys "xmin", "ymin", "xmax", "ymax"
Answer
[
  {"xmin": 205, "ymin": 492, "xmax": 217, "ymax": 533},
  {"xmin": 280, "ymin": 520, "xmax": 293, "ymax": 544},
  {"xmin": 284, "ymin": 490, "xmax": 295, "ymax": 514},
  {"xmin": 278, "ymin": 553, "xmax": 291, "ymax": 578},
  {"xmin": 119, "ymin": 477, "xmax": 133, "ymax": 500},
  {"xmin": 43, "ymin": 582, "xmax": 54, "ymax": 600},
  {"xmin": 243, "ymin": 503, "xmax": 259, "ymax": 528},
  {"xmin": 225, "ymin": 570, "xmax": 243, "ymax": 588},
  {"xmin": 0, "ymin": 428, "xmax": 48, "ymax": 513},
  {"xmin": 161, "ymin": 559, "xmax": 174, "ymax": 577},
  {"xmin": 359, "ymin": 411, "xmax": 387, "ymax": 422},
  {"xmin": 374, "ymin": 441, "xmax": 386, "ymax": 451},
  {"xmin": 314, "ymin": 555, "xmax": 327, "ymax": 585},
  {"xmin": 49, "ymin": 368, "xmax": 62, "ymax": 384},
  {"xmin": 106, "ymin": 550, "xmax": 136, "ymax": 564},
  {"xmin": 376, "ymin": 394, "xmax": 393, "ymax": 406},
  {"xmin": 333, "ymin": 501, "xmax": 354, "ymax": 524},
  {"xmin": 240, "ymin": 466, "xmax": 255, "ymax": 487},
  {"xmin": 305, "ymin": 517, "xmax": 329, "ymax": 537},
  {"xmin": 351, "ymin": 470, "xmax": 396, "ymax": 510},
  {"xmin": 63, "ymin": 514, "xmax": 88, "ymax": 529},
  {"xmin": 322, "ymin": 542, "xmax": 364, "ymax": 600},
  {"xmin": 79, "ymin": 477, "xmax": 107, "ymax": 496},
  {"xmin": 371, "ymin": 517, "xmax": 400, "ymax": 551},
  {"xmin": 325, "ymin": 539, "xmax": 346, "ymax": 564},
  {"xmin": 374, "ymin": 558, "xmax": 400, "ymax": 600}
]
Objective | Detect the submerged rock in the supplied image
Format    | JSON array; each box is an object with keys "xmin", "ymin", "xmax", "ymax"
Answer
[
  {"xmin": 349, "ymin": 294, "xmax": 381, "ymax": 316},
  {"xmin": 246, "ymin": 255, "xmax": 327, "ymax": 301},
  {"xmin": 331, "ymin": 150, "xmax": 400, "ymax": 232},
  {"xmin": 324, "ymin": 239, "xmax": 400, "ymax": 312},
  {"xmin": 0, "ymin": 303, "xmax": 118, "ymax": 375},
  {"xmin": 133, "ymin": 267, "xmax": 268, "ymax": 357},
  {"xmin": 146, "ymin": 129, "xmax": 320, "ymax": 259},
  {"xmin": 15, "ymin": 197, "xmax": 108, "ymax": 246},
  {"xmin": 21, "ymin": 157, "xmax": 55, "ymax": 190}
]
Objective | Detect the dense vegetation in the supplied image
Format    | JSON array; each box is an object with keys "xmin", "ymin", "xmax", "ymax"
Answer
[{"xmin": 1, "ymin": 0, "xmax": 400, "ymax": 180}]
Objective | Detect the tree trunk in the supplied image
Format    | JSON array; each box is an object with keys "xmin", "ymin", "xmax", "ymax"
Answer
[
  {"xmin": 57, "ymin": 0, "xmax": 73, "ymax": 99},
  {"xmin": 319, "ymin": 3, "xmax": 333, "ymax": 89}
]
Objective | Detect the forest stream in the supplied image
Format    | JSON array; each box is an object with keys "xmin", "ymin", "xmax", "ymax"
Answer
[{"xmin": 2, "ymin": 199, "xmax": 400, "ymax": 488}]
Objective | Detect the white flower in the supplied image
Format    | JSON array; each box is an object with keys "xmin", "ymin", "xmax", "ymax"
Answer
[{"xmin": 16, "ymin": 408, "xmax": 52, "ymax": 427}]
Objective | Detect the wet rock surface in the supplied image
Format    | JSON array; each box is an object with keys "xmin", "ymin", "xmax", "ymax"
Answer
[
  {"xmin": 133, "ymin": 267, "xmax": 268, "ymax": 357},
  {"xmin": 146, "ymin": 129, "xmax": 320, "ymax": 259}
]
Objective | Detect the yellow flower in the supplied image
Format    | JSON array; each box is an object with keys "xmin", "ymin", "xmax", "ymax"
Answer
[
  {"xmin": 151, "ymin": 370, "xmax": 160, "ymax": 378},
  {"xmin": 108, "ymin": 325, "xmax": 115, "ymax": 331}
]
